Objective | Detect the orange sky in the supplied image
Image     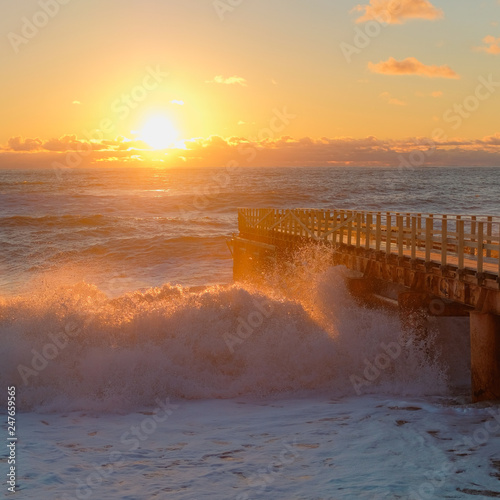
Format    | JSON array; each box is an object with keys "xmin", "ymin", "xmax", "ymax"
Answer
[{"xmin": 2, "ymin": 0, "xmax": 500, "ymax": 167}]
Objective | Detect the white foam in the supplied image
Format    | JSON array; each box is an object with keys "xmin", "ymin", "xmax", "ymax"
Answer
[
  {"xmin": 16, "ymin": 395, "xmax": 500, "ymax": 499},
  {"xmin": 0, "ymin": 262, "xmax": 462, "ymax": 412}
]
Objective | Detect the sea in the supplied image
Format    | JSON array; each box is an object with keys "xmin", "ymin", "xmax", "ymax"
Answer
[{"xmin": 1, "ymin": 165, "xmax": 500, "ymax": 499}]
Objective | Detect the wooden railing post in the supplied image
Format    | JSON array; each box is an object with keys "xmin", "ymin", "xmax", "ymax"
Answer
[
  {"xmin": 332, "ymin": 210, "xmax": 338, "ymax": 244},
  {"xmin": 411, "ymin": 216, "xmax": 417, "ymax": 260},
  {"xmin": 339, "ymin": 211, "xmax": 345, "ymax": 245},
  {"xmin": 425, "ymin": 215, "xmax": 434, "ymax": 263},
  {"xmin": 386, "ymin": 213, "xmax": 392, "ymax": 255},
  {"xmin": 397, "ymin": 215, "xmax": 404, "ymax": 257},
  {"xmin": 366, "ymin": 213, "xmax": 372, "ymax": 250},
  {"xmin": 324, "ymin": 210, "xmax": 330, "ymax": 241},
  {"xmin": 477, "ymin": 222, "xmax": 484, "ymax": 274},
  {"xmin": 405, "ymin": 214, "xmax": 411, "ymax": 249},
  {"xmin": 376, "ymin": 212, "xmax": 381, "ymax": 251},
  {"xmin": 347, "ymin": 211, "xmax": 353, "ymax": 246},
  {"xmin": 487, "ymin": 216, "xmax": 493, "ymax": 258},
  {"xmin": 458, "ymin": 219, "xmax": 465, "ymax": 271},
  {"xmin": 441, "ymin": 215, "xmax": 448, "ymax": 267},
  {"xmin": 356, "ymin": 212, "xmax": 361, "ymax": 248},
  {"xmin": 471, "ymin": 216, "xmax": 477, "ymax": 251},
  {"xmin": 417, "ymin": 214, "xmax": 422, "ymax": 249}
]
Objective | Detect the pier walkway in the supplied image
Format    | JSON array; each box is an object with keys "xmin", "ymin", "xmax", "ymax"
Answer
[{"xmin": 231, "ymin": 208, "xmax": 500, "ymax": 402}]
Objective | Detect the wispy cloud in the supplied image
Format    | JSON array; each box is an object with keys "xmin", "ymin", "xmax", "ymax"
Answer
[
  {"xmin": 415, "ymin": 90, "xmax": 443, "ymax": 97},
  {"xmin": 475, "ymin": 35, "xmax": 500, "ymax": 54},
  {"xmin": 368, "ymin": 57, "xmax": 460, "ymax": 79},
  {"xmin": 379, "ymin": 92, "xmax": 406, "ymax": 106},
  {"xmin": 171, "ymin": 99, "xmax": 184, "ymax": 105},
  {"xmin": 205, "ymin": 75, "xmax": 247, "ymax": 86},
  {"xmin": 72, "ymin": 100, "xmax": 81, "ymax": 105},
  {"xmin": 353, "ymin": 0, "xmax": 443, "ymax": 24}
]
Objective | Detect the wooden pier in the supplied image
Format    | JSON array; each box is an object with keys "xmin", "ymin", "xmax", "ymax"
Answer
[{"xmin": 231, "ymin": 208, "xmax": 500, "ymax": 402}]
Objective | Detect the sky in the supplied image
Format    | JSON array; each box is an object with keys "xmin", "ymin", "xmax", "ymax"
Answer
[{"xmin": 2, "ymin": 0, "xmax": 500, "ymax": 168}]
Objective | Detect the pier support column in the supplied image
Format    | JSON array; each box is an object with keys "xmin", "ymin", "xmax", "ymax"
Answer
[{"xmin": 470, "ymin": 312, "xmax": 500, "ymax": 402}]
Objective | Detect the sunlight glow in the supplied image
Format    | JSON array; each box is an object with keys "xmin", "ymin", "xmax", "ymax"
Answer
[{"xmin": 139, "ymin": 115, "xmax": 179, "ymax": 150}]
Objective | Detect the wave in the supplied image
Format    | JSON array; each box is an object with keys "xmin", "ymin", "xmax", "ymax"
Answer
[
  {"xmin": 0, "ymin": 264, "xmax": 463, "ymax": 413},
  {"xmin": 0, "ymin": 214, "xmax": 111, "ymax": 228},
  {"xmin": 41, "ymin": 235, "xmax": 230, "ymax": 265}
]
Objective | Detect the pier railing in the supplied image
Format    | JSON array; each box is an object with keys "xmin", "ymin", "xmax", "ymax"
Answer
[{"xmin": 238, "ymin": 208, "xmax": 500, "ymax": 278}]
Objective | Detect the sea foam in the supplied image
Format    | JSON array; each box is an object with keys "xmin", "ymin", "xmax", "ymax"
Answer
[{"xmin": 0, "ymin": 257, "xmax": 465, "ymax": 412}]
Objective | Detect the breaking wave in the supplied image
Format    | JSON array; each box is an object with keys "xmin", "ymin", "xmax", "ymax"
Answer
[{"xmin": 0, "ymin": 261, "xmax": 467, "ymax": 412}]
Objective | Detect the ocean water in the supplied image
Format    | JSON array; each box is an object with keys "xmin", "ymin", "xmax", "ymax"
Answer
[
  {"xmin": 1, "ymin": 166, "xmax": 500, "ymax": 297},
  {"xmin": 1, "ymin": 166, "xmax": 500, "ymax": 499}
]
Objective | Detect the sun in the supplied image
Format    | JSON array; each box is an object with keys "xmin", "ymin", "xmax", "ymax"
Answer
[{"xmin": 139, "ymin": 115, "xmax": 178, "ymax": 150}]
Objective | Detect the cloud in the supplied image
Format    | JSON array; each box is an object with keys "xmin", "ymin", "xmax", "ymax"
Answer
[
  {"xmin": 379, "ymin": 91, "xmax": 406, "ymax": 106},
  {"xmin": 171, "ymin": 99, "xmax": 184, "ymax": 105},
  {"xmin": 42, "ymin": 135, "xmax": 92, "ymax": 152},
  {"xmin": 415, "ymin": 90, "xmax": 443, "ymax": 97},
  {"xmin": 8, "ymin": 136, "xmax": 42, "ymax": 151},
  {"xmin": 354, "ymin": 0, "xmax": 443, "ymax": 24},
  {"xmin": 206, "ymin": 75, "xmax": 247, "ymax": 86},
  {"xmin": 4, "ymin": 133, "xmax": 500, "ymax": 168},
  {"xmin": 475, "ymin": 36, "xmax": 500, "ymax": 54},
  {"xmin": 72, "ymin": 100, "xmax": 81, "ymax": 105},
  {"xmin": 368, "ymin": 57, "xmax": 460, "ymax": 79},
  {"xmin": 3, "ymin": 135, "xmax": 151, "ymax": 155}
]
